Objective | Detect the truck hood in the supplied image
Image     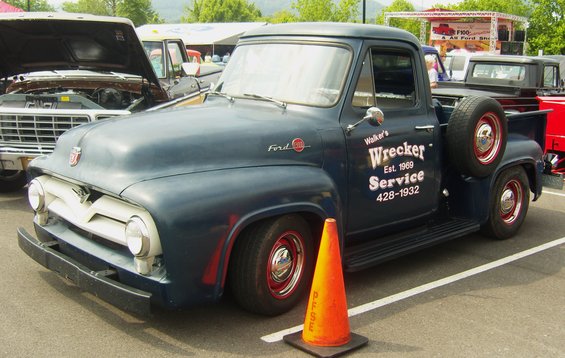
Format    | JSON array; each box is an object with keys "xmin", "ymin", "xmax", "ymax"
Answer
[
  {"xmin": 0, "ymin": 12, "xmax": 160, "ymax": 88},
  {"xmin": 33, "ymin": 99, "xmax": 326, "ymax": 194}
]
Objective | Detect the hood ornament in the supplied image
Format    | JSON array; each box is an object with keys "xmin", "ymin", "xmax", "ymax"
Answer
[{"xmin": 69, "ymin": 147, "xmax": 82, "ymax": 167}]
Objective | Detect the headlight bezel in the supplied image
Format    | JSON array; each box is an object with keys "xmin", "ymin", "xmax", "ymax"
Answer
[
  {"xmin": 28, "ymin": 179, "xmax": 46, "ymax": 212},
  {"xmin": 125, "ymin": 216, "xmax": 151, "ymax": 257}
]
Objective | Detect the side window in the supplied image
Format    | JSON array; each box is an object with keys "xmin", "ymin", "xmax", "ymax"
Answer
[
  {"xmin": 353, "ymin": 49, "xmax": 417, "ymax": 109},
  {"xmin": 544, "ymin": 65, "xmax": 558, "ymax": 88},
  {"xmin": 167, "ymin": 42, "xmax": 185, "ymax": 78},
  {"xmin": 144, "ymin": 41, "xmax": 165, "ymax": 78},
  {"xmin": 352, "ymin": 52, "xmax": 376, "ymax": 107},
  {"xmin": 371, "ymin": 49, "xmax": 416, "ymax": 108}
]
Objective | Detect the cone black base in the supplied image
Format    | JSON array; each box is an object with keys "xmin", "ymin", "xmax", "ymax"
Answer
[{"xmin": 283, "ymin": 331, "xmax": 368, "ymax": 358}]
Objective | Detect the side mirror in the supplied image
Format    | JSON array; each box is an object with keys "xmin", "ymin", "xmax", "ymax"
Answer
[
  {"xmin": 346, "ymin": 107, "xmax": 384, "ymax": 134},
  {"xmin": 182, "ymin": 62, "xmax": 200, "ymax": 77},
  {"xmin": 363, "ymin": 107, "xmax": 384, "ymax": 126}
]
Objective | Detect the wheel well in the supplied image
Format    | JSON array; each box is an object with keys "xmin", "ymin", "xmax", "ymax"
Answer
[
  {"xmin": 494, "ymin": 163, "xmax": 538, "ymax": 199},
  {"xmin": 231, "ymin": 211, "xmax": 324, "ymax": 254},
  {"xmin": 521, "ymin": 162, "xmax": 539, "ymax": 197},
  {"xmin": 224, "ymin": 211, "xmax": 324, "ymax": 285}
]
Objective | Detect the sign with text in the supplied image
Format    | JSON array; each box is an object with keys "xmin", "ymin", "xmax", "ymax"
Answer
[{"xmin": 430, "ymin": 21, "xmax": 512, "ymax": 41}]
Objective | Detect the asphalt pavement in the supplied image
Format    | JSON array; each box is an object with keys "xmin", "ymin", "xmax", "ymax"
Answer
[{"xmin": 1, "ymin": 185, "xmax": 563, "ymax": 357}]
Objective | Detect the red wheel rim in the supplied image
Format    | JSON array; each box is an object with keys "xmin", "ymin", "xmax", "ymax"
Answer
[
  {"xmin": 499, "ymin": 179, "xmax": 523, "ymax": 225},
  {"xmin": 474, "ymin": 112, "xmax": 502, "ymax": 165},
  {"xmin": 267, "ymin": 230, "xmax": 305, "ymax": 300}
]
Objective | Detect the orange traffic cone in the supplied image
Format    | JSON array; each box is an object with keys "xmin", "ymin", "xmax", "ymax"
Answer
[{"xmin": 284, "ymin": 218, "xmax": 368, "ymax": 357}]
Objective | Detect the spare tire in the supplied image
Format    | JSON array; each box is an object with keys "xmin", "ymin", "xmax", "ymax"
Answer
[{"xmin": 446, "ymin": 96, "xmax": 507, "ymax": 178}]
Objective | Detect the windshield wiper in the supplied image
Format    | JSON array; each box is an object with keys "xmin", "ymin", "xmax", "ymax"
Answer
[
  {"xmin": 243, "ymin": 93, "xmax": 287, "ymax": 109},
  {"xmin": 208, "ymin": 90, "xmax": 234, "ymax": 103}
]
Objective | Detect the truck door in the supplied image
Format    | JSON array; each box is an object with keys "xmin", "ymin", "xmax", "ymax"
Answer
[{"xmin": 342, "ymin": 45, "xmax": 441, "ymax": 235}]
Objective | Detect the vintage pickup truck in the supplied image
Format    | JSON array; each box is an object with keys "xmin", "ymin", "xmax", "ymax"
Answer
[
  {"xmin": 433, "ymin": 55, "xmax": 564, "ymax": 112},
  {"xmin": 18, "ymin": 23, "xmax": 548, "ymax": 316},
  {"xmin": 0, "ymin": 13, "xmax": 221, "ymax": 192},
  {"xmin": 539, "ymin": 97, "xmax": 565, "ymax": 174},
  {"xmin": 433, "ymin": 55, "xmax": 565, "ymax": 175},
  {"xmin": 432, "ymin": 23, "xmax": 455, "ymax": 36}
]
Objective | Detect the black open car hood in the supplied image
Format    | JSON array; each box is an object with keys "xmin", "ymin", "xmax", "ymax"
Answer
[{"xmin": 0, "ymin": 12, "xmax": 161, "ymax": 88}]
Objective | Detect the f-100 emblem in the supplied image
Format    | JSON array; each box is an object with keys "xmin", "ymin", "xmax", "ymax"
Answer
[{"xmin": 69, "ymin": 147, "xmax": 82, "ymax": 167}]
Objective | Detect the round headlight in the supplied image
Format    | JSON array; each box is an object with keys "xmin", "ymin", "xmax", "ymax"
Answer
[
  {"xmin": 125, "ymin": 216, "xmax": 150, "ymax": 257},
  {"xmin": 28, "ymin": 179, "xmax": 45, "ymax": 212}
]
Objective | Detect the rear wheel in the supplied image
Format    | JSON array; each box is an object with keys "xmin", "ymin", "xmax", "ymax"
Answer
[
  {"xmin": 229, "ymin": 214, "xmax": 315, "ymax": 315},
  {"xmin": 481, "ymin": 166, "xmax": 530, "ymax": 239},
  {"xmin": 0, "ymin": 170, "xmax": 27, "ymax": 193}
]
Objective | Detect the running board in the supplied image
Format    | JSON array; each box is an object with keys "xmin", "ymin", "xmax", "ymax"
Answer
[{"xmin": 343, "ymin": 218, "xmax": 480, "ymax": 272}]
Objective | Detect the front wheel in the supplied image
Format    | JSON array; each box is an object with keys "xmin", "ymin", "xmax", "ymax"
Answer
[
  {"xmin": 481, "ymin": 166, "xmax": 530, "ymax": 240},
  {"xmin": 229, "ymin": 214, "xmax": 315, "ymax": 315}
]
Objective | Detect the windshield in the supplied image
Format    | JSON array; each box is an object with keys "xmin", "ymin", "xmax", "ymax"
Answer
[
  {"xmin": 471, "ymin": 63, "xmax": 526, "ymax": 81},
  {"xmin": 214, "ymin": 43, "xmax": 352, "ymax": 107}
]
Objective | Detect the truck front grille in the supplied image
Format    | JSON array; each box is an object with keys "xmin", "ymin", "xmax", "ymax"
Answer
[{"xmin": 0, "ymin": 108, "xmax": 129, "ymax": 155}]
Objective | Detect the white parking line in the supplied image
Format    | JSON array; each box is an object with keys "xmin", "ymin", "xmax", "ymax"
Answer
[
  {"xmin": 543, "ymin": 190, "xmax": 565, "ymax": 197},
  {"xmin": 261, "ymin": 236, "xmax": 565, "ymax": 343}
]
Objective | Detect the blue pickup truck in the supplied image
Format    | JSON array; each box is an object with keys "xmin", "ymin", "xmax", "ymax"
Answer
[{"xmin": 18, "ymin": 23, "xmax": 547, "ymax": 316}]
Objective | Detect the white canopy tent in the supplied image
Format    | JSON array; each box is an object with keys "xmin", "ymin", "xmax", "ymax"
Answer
[{"xmin": 136, "ymin": 22, "xmax": 268, "ymax": 55}]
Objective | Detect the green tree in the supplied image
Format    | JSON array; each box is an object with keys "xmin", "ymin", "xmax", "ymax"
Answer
[
  {"xmin": 292, "ymin": 0, "xmax": 334, "ymax": 21},
  {"xmin": 376, "ymin": 0, "xmax": 420, "ymax": 38},
  {"xmin": 451, "ymin": 0, "xmax": 530, "ymax": 17},
  {"xmin": 4, "ymin": 0, "xmax": 54, "ymax": 11},
  {"xmin": 268, "ymin": 10, "xmax": 298, "ymax": 24},
  {"xmin": 117, "ymin": 0, "xmax": 162, "ymax": 26},
  {"xmin": 527, "ymin": 0, "xmax": 565, "ymax": 55},
  {"xmin": 182, "ymin": 0, "xmax": 261, "ymax": 23},
  {"xmin": 291, "ymin": 0, "xmax": 359, "ymax": 22},
  {"xmin": 62, "ymin": 0, "xmax": 111, "ymax": 16},
  {"xmin": 62, "ymin": 0, "xmax": 162, "ymax": 25},
  {"xmin": 333, "ymin": 0, "xmax": 360, "ymax": 22}
]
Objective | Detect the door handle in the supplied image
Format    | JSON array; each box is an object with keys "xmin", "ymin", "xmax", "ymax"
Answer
[{"xmin": 415, "ymin": 125, "xmax": 435, "ymax": 132}]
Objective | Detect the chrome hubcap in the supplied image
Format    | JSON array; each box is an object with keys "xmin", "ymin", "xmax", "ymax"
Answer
[
  {"xmin": 500, "ymin": 188, "xmax": 516, "ymax": 215},
  {"xmin": 270, "ymin": 246, "xmax": 293, "ymax": 283},
  {"xmin": 474, "ymin": 113, "xmax": 502, "ymax": 165},
  {"xmin": 500, "ymin": 180, "xmax": 522, "ymax": 224},
  {"xmin": 475, "ymin": 123, "xmax": 494, "ymax": 155},
  {"xmin": 268, "ymin": 232, "xmax": 305, "ymax": 299}
]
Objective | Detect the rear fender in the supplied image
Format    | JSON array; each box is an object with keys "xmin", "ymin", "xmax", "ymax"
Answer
[
  {"xmin": 482, "ymin": 139, "xmax": 543, "ymax": 222},
  {"xmin": 446, "ymin": 136, "xmax": 542, "ymax": 223}
]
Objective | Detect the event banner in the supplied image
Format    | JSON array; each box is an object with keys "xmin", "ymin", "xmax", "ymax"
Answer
[{"xmin": 430, "ymin": 21, "xmax": 512, "ymax": 41}]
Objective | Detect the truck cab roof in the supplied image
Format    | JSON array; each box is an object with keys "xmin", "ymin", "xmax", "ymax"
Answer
[{"xmin": 242, "ymin": 22, "xmax": 419, "ymax": 44}]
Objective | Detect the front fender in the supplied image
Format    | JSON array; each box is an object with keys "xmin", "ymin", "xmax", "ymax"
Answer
[{"xmin": 120, "ymin": 165, "xmax": 342, "ymax": 306}]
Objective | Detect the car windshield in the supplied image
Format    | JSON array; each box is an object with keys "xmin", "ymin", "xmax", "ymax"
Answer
[{"xmin": 214, "ymin": 43, "xmax": 352, "ymax": 107}]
